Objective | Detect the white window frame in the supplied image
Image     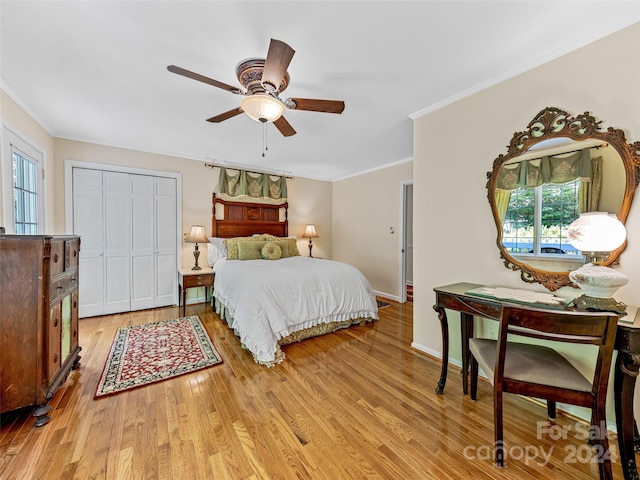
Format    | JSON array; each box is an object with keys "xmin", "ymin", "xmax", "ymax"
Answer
[
  {"xmin": 504, "ymin": 180, "xmax": 583, "ymax": 261},
  {"xmin": 1, "ymin": 124, "xmax": 45, "ymax": 234}
]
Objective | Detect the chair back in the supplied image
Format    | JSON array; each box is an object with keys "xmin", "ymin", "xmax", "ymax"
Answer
[{"xmin": 496, "ymin": 304, "xmax": 619, "ymax": 397}]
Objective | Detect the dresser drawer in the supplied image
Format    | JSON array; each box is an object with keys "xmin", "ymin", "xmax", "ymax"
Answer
[
  {"xmin": 50, "ymin": 271, "xmax": 78, "ymax": 303},
  {"xmin": 65, "ymin": 239, "xmax": 80, "ymax": 269},
  {"xmin": 50, "ymin": 241, "xmax": 65, "ymax": 277},
  {"xmin": 183, "ymin": 272, "xmax": 214, "ymax": 289}
]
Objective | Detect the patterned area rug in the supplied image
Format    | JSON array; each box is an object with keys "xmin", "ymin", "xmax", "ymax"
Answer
[{"xmin": 95, "ymin": 316, "xmax": 222, "ymax": 398}]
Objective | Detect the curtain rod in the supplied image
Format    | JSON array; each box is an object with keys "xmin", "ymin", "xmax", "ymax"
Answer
[
  {"xmin": 204, "ymin": 162, "xmax": 293, "ymax": 179},
  {"xmin": 509, "ymin": 141, "xmax": 608, "ymax": 164}
]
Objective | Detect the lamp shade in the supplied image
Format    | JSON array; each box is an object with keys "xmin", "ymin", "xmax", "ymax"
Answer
[
  {"xmin": 567, "ymin": 212, "xmax": 626, "ymax": 253},
  {"xmin": 240, "ymin": 94, "xmax": 284, "ymax": 124},
  {"xmin": 185, "ymin": 225, "xmax": 208, "ymax": 243},
  {"xmin": 302, "ymin": 224, "xmax": 318, "ymax": 238}
]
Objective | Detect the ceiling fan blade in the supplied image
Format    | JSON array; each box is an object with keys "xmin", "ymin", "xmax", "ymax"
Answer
[
  {"xmin": 167, "ymin": 65, "xmax": 243, "ymax": 94},
  {"xmin": 273, "ymin": 116, "xmax": 297, "ymax": 137},
  {"xmin": 207, "ymin": 108, "xmax": 244, "ymax": 123},
  {"xmin": 261, "ymin": 39, "xmax": 295, "ymax": 93},
  {"xmin": 285, "ymin": 98, "xmax": 345, "ymax": 114}
]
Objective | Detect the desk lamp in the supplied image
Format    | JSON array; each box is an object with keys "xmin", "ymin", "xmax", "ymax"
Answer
[
  {"xmin": 185, "ymin": 225, "xmax": 209, "ymax": 270},
  {"xmin": 567, "ymin": 212, "xmax": 628, "ymax": 314},
  {"xmin": 302, "ymin": 224, "xmax": 318, "ymax": 257}
]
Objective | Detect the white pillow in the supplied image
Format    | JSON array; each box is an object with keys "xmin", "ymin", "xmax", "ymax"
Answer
[{"xmin": 207, "ymin": 237, "xmax": 227, "ymax": 267}]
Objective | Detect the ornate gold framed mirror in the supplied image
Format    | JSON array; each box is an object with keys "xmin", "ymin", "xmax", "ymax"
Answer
[{"xmin": 487, "ymin": 107, "xmax": 640, "ymax": 291}]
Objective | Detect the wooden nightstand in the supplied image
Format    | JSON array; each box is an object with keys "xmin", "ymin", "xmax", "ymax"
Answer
[{"xmin": 178, "ymin": 267, "xmax": 214, "ymax": 317}]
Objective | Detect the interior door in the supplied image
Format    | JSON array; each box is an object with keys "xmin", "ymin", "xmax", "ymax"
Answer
[{"xmin": 400, "ymin": 181, "xmax": 414, "ymax": 303}]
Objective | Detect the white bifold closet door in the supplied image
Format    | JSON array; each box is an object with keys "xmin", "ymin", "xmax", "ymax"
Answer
[
  {"xmin": 130, "ymin": 174, "xmax": 177, "ymax": 310},
  {"xmin": 73, "ymin": 168, "xmax": 177, "ymax": 317}
]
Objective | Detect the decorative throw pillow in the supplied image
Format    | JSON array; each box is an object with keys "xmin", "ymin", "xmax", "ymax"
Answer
[
  {"xmin": 260, "ymin": 234, "xmax": 280, "ymax": 241},
  {"xmin": 270, "ymin": 240, "xmax": 290, "ymax": 258},
  {"xmin": 261, "ymin": 242, "xmax": 282, "ymax": 260},
  {"xmin": 224, "ymin": 238, "xmax": 240, "ymax": 260},
  {"xmin": 226, "ymin": 235, "xmax": 266, "ymax": 260},
  {"xmin": 237, "ymin": 240, "xmax": 265, "ymax": 260},
  {"xmin": 285, "ymin": 237, "xmax": 301, "ymax": 257}
]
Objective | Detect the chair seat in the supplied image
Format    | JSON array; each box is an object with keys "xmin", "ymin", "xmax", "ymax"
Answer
[{"xmin": 469, "ymin": 338, "xmax": 592, "ymax": 393}]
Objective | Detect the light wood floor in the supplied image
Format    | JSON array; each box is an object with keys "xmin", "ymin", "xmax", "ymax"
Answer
[{"xmin": 0, "ymin": 300, "xmax": 631, "ymax": 479}]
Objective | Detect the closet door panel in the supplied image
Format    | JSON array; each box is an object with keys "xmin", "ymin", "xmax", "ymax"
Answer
[
  {"xmin": 131, "ymin": 175, "xmax": 155, "ymax": 310},
  {"xmin": 73, "ymin": 168, "xmax": 105, "ymax": 317},
  {"xmin": 79, "ymin": 256, "xmax": 104, "ymax": 317},
  {"xmin": 104, "ymin": 256, "xmax": 130, "ymax": 314},
  {"xmin": 131, "ymin": 256, "xmax": 155, "ymax": 309},
  {"xmin": 154, "ymin": 177, "xmax": 177, "ymax": 307},
  {"xmin": 103, "ymin": 172, "xmax": 130, "ymax": 314}
]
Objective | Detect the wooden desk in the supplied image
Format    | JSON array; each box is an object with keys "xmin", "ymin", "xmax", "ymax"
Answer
[
  {"xmin": 433, "ymin": 282, "xmax": 640, "ymax": 480},
  {"xmin": 178, "ymin": 267, "xmax": 214, "ymax": 317}
]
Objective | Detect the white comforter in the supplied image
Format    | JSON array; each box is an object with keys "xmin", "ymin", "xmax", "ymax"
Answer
[{"xmin": 212, "ymin": 256, "xmax": 378, "ymax": 365}]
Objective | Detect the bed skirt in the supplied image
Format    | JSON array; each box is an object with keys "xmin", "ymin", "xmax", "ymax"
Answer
[{"xmin": 214, "ymin": 297, "xmax": 376, "ymax": 367}]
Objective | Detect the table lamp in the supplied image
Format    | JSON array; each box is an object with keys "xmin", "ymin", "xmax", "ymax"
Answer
[
  {"xmin": 185, "ymin": 225, "xmax": 209, "ymax": 270},
  {"xmin": 302, "ymin": 224, "xmax": 318, "ymax": 257},
  {"xmin": 567, "ymin": 212, "xmax": 628, "ymax": 314}
]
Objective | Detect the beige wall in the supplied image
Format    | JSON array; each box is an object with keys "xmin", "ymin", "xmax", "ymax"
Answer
[
  {"xmin": 0, "ymin": 94, "xmax": 333, "ymax": 267},
  {"xmin": 53, "ymin": 139, "xmax": 333, "ymax": 267},
  {"xmin": 332, "ymin": 161, "xmax": 413, "ymax": 299},
  {"xmin": 413, "ymin": 23, "xmax": 640, "ymax": 425},
  {"xmin": 287, "ymin": 176, "xmax": 333, "ymax": 259}
]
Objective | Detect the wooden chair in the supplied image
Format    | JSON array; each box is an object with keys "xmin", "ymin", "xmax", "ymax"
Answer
[{"xmin": 469, "ymin": 304, "xmax": 618, "ymax": 480}]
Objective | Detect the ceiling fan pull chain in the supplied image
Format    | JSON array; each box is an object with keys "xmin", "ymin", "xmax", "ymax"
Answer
[{"xmin": 262, "ymin": 123, "xmax": 268, "ymax": 157}]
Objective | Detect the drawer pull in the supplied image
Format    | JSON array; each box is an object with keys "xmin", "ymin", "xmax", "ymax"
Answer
[
  {"xmin": 53, "ymin": 354, "xmax": 58, "ymax": 363},
  {"xmin": 54, "ymin": 317, "xmax": 59, "ymax": 327},
  {"xmin": 53, "ymin": 253, "xmax": 59, "ymax": 263},
  {"xmin": 57, "ymin": 286, "xmax": 63, "ymax": 290}
]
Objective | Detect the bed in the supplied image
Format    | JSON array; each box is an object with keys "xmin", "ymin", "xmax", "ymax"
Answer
[{"xmin": 208, "ymin": 194, "xmax": 379, "ymax": 366}]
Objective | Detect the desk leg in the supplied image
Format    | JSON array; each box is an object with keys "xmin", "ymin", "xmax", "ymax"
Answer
[
  {"xmin": 434, "ymin": 305, "xmax": 448, "ymax": 394},
  {"xmin": 614, "ymin": 351, "xmax": 640, "ymax": 480},
  {"xmin": 460, "ymin": 313, "xmax": 474, "ymax": 396}
]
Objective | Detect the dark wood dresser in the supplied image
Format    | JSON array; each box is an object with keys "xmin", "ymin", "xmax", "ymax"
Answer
[{"xmin": 0, "ymin": 235, "xmax": 81, "ymax": 426}]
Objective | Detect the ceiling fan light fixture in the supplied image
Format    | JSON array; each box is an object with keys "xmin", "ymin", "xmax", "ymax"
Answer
[{"xmin": 240, "ymin": 94, "xmax": 284, "ymax": 124}]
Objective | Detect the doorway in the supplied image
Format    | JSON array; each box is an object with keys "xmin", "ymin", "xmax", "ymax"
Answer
[{"xmin": 400, "ymin": 181, "xmax": 413, "ymax": 303}]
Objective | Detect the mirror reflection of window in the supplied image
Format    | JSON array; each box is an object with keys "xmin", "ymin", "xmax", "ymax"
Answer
[
  {"xmin": 501, "ymin": 179, "xmax": 581, "ymax": 257},
  {"xmin": 497, "ymin": 144, "xmax": 604, "ymax": 259}
]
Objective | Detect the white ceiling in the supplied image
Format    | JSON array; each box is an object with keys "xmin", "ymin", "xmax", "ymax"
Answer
[{"xmin": 1, "ymin": 1, "xmax": 639, "ymax": 181}]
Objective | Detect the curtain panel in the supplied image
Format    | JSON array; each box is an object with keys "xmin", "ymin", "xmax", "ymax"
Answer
[
  {"xmin": 495, "ymin": 150, "xmax": 603, "ymax": 221},
  {"xmin": 217, "ymin": 168, "xmax": 288, "ymax": 200},
  {"xmin": 496, "ymin": 150, "xmax": 592, "ymax": 191}
]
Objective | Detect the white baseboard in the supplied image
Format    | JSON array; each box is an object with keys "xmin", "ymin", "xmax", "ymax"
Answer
[{"xmin": 375, "ymin": 290, "xmax": 399, "ymax": 302}]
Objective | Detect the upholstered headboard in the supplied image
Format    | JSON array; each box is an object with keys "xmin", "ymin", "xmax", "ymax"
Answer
[{"xmin": 212, "ymin": 193, "xmax": 288, "ymax": 238}]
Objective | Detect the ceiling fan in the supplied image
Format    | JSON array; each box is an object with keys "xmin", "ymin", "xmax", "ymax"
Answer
[{"xmin": 167, "ymin": 39, "xmax": 345, "ymax": 137}]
